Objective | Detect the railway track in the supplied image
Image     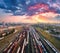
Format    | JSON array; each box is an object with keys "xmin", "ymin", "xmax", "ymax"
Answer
[{"xmin": 2, "ymin": 27, "xmax": 59, "ymax": 53}]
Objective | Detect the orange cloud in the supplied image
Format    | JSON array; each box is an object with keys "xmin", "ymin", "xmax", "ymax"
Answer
[
  {"xmin": 30, "ymin": 14, "xmax": 48, "ymax": 23},
  {"xmin": 30, "ymin": 12, "xmax": 60, "ymax": 23},
  {"xmin": 0, "ymin": 15, "xmax": 37, "ymax": 23},
  {"xmin": 0, "ymin": 12, "xmax": 60, "ymax": 23}
]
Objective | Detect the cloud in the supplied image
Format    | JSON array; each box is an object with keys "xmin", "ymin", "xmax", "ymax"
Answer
[
  {"xmin": 0, "ymin": 0, "xmax": 60, "ymax": 16},
  {"xmin": 0, "ymin": 11, "xmax": 60, "ymax": 23},
  {"xmin": 0, "ymin": 0, "xmax": 60, "ymax": 23},
  {"xmin": 40, "ymin": 12, "xmax": 60, "ymax": 18},
  {"xmin": 54, "ymin": 15, "xmax": 60, "ymax": 21}
]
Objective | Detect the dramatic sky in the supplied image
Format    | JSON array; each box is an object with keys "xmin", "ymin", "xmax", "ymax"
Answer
[{"xmin": 0, "ymin": 0, "xmax": 60, "ymax": 23}]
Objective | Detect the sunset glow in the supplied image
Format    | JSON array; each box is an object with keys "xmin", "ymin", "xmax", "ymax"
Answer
[
  {"xmin": 0, "ymin": 12, "xmax": 59, "ymax": 23},
  {"xmin": 0, "ymin": 0, "xmax": 60, "ymax": 23}
]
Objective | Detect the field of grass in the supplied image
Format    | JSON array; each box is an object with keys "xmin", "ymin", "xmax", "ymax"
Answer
[
  {"xmin": 0, "ymin": 27, "xmax": 23, "ymax": 52},
  {"xmin": 35, "ymin": 27, "xmax": 60, "ymax": 51}
]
